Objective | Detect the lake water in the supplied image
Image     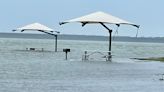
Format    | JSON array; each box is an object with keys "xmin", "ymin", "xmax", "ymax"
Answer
[{"xmin": 0, "ymin": 38, "xmax": 164, "ymax": 92}]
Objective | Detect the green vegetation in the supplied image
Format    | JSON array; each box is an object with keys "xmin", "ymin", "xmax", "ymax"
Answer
[{"xmin": 133, "ymin": 57, "xmax": 164, "ymax": 62}]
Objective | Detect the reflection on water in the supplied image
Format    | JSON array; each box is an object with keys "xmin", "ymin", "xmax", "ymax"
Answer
[{"xmin": 0, "ymin": 38, "xmax": 164, "ymax": 92}]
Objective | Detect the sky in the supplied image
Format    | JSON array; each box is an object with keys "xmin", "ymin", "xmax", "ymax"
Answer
[{"xmin": 0, "ymin": 0, "xmax": 163, "ymax": 37}]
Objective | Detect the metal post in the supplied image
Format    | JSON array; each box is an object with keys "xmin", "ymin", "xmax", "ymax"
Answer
[
  {"xmin": 108, "ymin": 31, "xmax": 112, "ymax": 61},
  {"xmin": 63, "ymin": 49, "xmax": 70, "ymax": 60},
  {"xmin": 55, "ymin": 35, "xmax": 57, "ymax": 52},
  {"xmin": 65, "ymin": 52, "xmax": 68, "ymax": 60},
  {"xmin": 38, "ymin": 30, "xmax": 58, "ymax": 52},
  {"xmin": 109, "ymin": 31, "xmax": 112, "ymax": 51},
  {"xmin": 100, "ymin": 23, "xmax": 112, "ymax": 61}
]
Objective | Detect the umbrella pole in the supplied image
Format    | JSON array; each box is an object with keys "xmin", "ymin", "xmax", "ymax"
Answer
[
  {"xmin": 108, "ymin": 31, "xmax": 112, "ymax": 61},
  {"xmin": 38, "ymin": 30, "xmax": 58, "ymax": 52},
  {"xmin": 55, "ymin": 35, "xmax": 57, "ymax": 52},
  {"xmin": 100, "ymin": 23, "xmax": 112, "ymax": 61}
]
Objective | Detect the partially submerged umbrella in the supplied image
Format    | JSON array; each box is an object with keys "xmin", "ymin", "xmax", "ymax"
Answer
[
  {"xmin": 13, "ymin": 23, "xmax": 59, "ymax": 52},
  {"xmin": 60, "ymin": 11, "xmax": 139, "ymax": 60}
]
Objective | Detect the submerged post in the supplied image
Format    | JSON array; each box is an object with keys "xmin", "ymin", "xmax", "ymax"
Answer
[
  {"xmin": 55, "ymin": 35, "xmax": 57, "ymax": 52},
  {"xmin": 38, "ymin": 30, "xmax": 58, "ymax": 52},
  {"xmin": 108, "ymin": 30, "xmax": 112, "ymax": 61},
  {"xmin": 63, "ymin": 48, "xmax": 70, "ymax": 60}
]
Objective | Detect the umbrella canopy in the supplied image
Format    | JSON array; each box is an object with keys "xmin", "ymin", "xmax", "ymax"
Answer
[
  {"xmin": 14, "ymin": 22, "xmax": 59, "ymax": 52},
  {"xmin": 60, "ymin": 11, "xmax": 139, "ymax": 61},
  {"xmin": 17, "ymin": 22, "xmax": 54, "ymax": 32},
  {"xmin": 60, "ymin": 11, "xmax": 139, "ymax": 27}
]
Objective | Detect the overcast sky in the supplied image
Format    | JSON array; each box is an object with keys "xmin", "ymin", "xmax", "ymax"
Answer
[{"xmin": 0, "ymin": 0, "xmax": 163, "ymax": 37}]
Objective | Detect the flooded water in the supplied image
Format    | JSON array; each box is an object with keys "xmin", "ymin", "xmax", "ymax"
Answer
[{"xmin": 0, "ymin": 38, "xmax": 164, "ymax": 92}]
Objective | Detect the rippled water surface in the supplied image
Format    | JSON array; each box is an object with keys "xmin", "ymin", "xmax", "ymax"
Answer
[{"xmin": 0, "ymin": 38, "xmax": 164, "ymax": 92}]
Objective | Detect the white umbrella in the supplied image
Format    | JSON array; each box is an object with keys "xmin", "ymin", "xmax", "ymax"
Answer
[
  {"xmin": 14, "ymin": 22, "xmax": 59, "ymax": 52},
  {"xmin": 60, "ymin": 11, "xmax": 139, "ymax": 60},
  {"xmin": 61, "ymin": 11, "xmax": 138, "ymax": 26},
  {"xmin": 17, "ymin": 22, "xmax": 54, "ymax": 32}
]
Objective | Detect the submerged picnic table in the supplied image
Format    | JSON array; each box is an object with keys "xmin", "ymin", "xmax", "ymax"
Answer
[{"xmin": 82, "ymin": 50, "xmax": 112, "ymax": 61}]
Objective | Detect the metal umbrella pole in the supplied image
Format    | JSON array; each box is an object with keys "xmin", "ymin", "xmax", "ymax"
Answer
[
  {"xmin": 38, "ymin": 30, "xmax": 58, "ymax": 52},
  {"xmin": 100, "ymin": 23, "xmax": 112, "ymax": 61}
]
